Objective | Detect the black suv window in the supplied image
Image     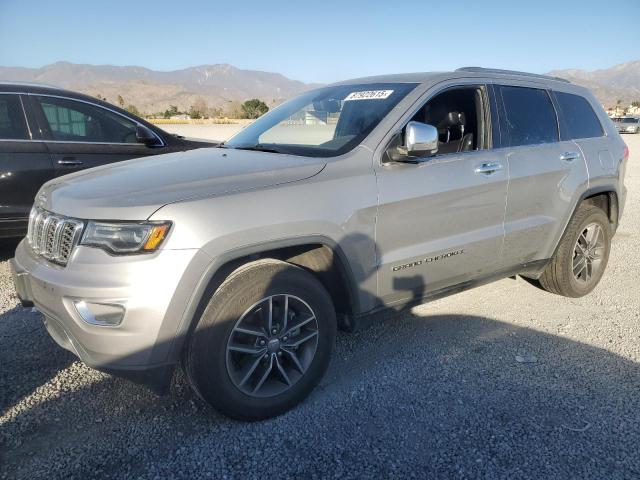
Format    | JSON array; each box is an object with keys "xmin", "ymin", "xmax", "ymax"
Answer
[
  {"xmin": 553, "ymin": 91, "xmax": 604, "ymax": 140},
  {"xmin": 34, "ymin": 96, "xmax": 139, "ymax": 143},
  {"xmin": 0, "ymin": 94, "xmax": 29, "ymax": 140},
  {"xmin": 498, "ymin": 86, "xmax": 558, "ymax": 147}
]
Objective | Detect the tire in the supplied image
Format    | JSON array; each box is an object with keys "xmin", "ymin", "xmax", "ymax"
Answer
[
  {"xmin": 184, "ymin": 259, "xmax": 336, "ymax": 420},
  {"xmin": 538, "ymin": 204, "xmax": 611, "ymax": 297}
]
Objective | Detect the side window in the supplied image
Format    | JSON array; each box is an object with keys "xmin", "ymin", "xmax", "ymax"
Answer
[
  {"xmin": 498, "ymin": 86, "xmax": 558, "ymax": 147},
  {"xmin": 408, "ymin": 85, "xmax": 486, "ymax": 155},
  {"xmin": 34, "ymin": 96, "xmax": 139, "ymax": 143},
  {"xmin": 553, "ymin": 91, "xmax": 604, "ymax": 140},
  {"xmin": 0, "ymin": 94, "xmax": 30, "ymax": 140}
]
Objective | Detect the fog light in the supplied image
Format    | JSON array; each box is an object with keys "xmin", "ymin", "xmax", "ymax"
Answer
[{"xmin": 73, "ymin": 300, "xmax": 125, "ymax": 326}]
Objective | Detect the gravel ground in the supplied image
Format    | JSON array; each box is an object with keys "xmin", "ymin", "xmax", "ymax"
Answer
[{"xmin": 1, "ymin": 135, "xmax": 639, "ymax": 479}]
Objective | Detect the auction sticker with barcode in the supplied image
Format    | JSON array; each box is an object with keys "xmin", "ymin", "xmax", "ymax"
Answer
[{"xmin": 344, "ymin": 90, "xmax": 394, "ymax": 101}]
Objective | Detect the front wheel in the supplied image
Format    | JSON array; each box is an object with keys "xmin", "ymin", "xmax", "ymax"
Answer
[
  {"xmin": 538, "ymin": 204, "xmax": 611, "ymax": 297},
  {"xmin": 184, "ymin": 259, "xmax": 336, "ymax": 420}
]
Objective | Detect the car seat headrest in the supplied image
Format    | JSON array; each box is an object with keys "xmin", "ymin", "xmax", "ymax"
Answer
[{"xmin": 438, "ymin": 111, "xmax": 466, "ymax": 128}]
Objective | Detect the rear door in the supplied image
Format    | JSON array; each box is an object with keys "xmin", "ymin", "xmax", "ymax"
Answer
[
  {"xmin": 0, "ymin": 93, "xmax": 53, "ymax": 236},
  {"xmin": 497, "ymin": 84, "xmax": 588, "ymax": 265},
  {"xmin": 28, "ymin": 95, "xmax": 162, "ymax": 176}
]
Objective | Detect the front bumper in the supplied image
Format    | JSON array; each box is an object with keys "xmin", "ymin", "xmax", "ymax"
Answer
[{"xmin": 11, "ymin": 240, "xmax": 211, "ymax": 390}]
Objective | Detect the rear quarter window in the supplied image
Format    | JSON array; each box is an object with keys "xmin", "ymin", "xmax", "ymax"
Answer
[
  {"xmin": 553, "ymin": 91, "xmax": 604, "ymax": 140},
  {"xmin": 498, "ymin": 86, "xmax": 558, "ymax": 147}
]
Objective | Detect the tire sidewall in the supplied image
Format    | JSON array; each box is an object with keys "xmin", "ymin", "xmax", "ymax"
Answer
[{"xmin": 187, "ymin": 260, "xmax": 336, "ymax": 420}]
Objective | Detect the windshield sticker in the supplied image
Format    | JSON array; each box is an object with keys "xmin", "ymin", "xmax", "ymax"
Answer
[{"xmin": 344, "ymin": 90, "xmax": 394, "ymax": 101}]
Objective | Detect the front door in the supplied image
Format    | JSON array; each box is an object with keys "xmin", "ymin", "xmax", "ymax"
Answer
[
  {"xmin": 375, "ymin": 84, "xmax": 508, "ymax": 307},
  {"xmin": 0, "ymin": 94, "xmax": 54, "ymax": 236},
  {"xmin": 28, "ymin": 95, "xmax": 158, "ymax": 177}
]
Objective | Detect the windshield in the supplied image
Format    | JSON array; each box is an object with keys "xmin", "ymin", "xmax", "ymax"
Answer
[
  {"xmin": 620, "ymin": 117, "xmax": 639, "ymax": 124},
  {"xmin": 225, "ymin": 83, "xmax": 418, "ymax": 157}
]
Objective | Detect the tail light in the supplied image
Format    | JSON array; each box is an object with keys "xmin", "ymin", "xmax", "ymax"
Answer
[{"xmin": 623, "ymin": 144, "xmax": 629, "ymax": 161}]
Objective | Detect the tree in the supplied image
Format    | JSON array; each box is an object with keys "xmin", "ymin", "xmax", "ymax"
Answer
[
  {"xmin": 189, "ymin": 97, "xmax": 208, "ymax": 119},
  {"xmin": 126, "ymin": 104, "xmax": 141, "ymax": 117},
  {"xmin": 223, "ymin": 101, "xmax": 244, "ymax": 119},
  {"xmin": 632, "ymin": 101, "xmax": 640, "ymax": 108},
  {"xmin": 163, "ymin": 105, "xmax": 179, "ymax": 119},
  {"xmin": 188, "ymin": 106, "xmax": 202, "ymax": 119},
  {"xmin": 117, "ymin": 95, "xmax": 125, "ymax": 108},
  {"xmin": 207, "ymin": 105, "xmax": 223, "ymax": 118},
  {"xmin": 241, "ymin": 99, "xmax": 269, "ymax": 119}
]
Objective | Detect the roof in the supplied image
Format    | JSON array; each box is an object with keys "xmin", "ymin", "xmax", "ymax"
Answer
[
  {"xmin": 330, "ymin": 72, "xmax": 448, "ymax": 85},
  {"xmin": 0, "ymin": 80, "xmax": 66, "ymax": 90},
  {"xmin": 329, "ymin": 68, "xmax": 572, "ymax": 87},
  {"xmin": 0, "ymin": 81, "xmax": 70, "ymax": 95}
]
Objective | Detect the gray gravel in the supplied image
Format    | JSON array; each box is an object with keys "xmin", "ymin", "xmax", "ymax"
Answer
[{"xmin": 1, "ymin": 135, "xmax": 639, "ymax": 480}]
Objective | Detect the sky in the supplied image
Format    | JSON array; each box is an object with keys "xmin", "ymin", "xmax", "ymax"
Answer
[{"xmin": 0, "ymin": 0, "xmax": 638, "ymax": 84}]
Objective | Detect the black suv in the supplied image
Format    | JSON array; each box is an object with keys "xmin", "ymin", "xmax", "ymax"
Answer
[{"xmin": 0, "ymin": 82, "xmax": 215, "ymax": 237}]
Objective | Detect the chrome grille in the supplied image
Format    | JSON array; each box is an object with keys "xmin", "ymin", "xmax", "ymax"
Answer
[{"xmin": 27, "ymin": 207, "xmax": 84, "ymax": 266}]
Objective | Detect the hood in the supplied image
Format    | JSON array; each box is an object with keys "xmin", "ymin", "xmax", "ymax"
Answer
[{"xmin": 40, "ymin": 148, "xmax": 326, "ymax": 220}]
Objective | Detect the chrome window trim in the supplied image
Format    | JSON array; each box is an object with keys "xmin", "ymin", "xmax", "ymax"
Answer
[
  {"xmin": 0, "ymin": 138, "xmax": 151, "ymax": 146},
  {"xmin": 28, "ymin": 92, "xmax": 166, "ymax": 147}
]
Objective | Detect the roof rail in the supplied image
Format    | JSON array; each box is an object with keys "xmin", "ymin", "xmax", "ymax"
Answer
[{"xmin": 455, "ymin": 67, "xmax": 570, "ymax": 83}]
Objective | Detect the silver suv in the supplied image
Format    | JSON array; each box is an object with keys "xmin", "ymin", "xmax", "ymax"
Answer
[{"xmin": 11, "ymin": 68, "xmax": 628, "ymax": 420}]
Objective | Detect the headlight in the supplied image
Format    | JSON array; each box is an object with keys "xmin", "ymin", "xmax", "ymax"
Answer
[
  {"xmin": 81, "ymin": 221, "xmax": 171, "ymax": 254},
  {"xmin": 627, "ymin": 126, "xmax": 636, "ymax": 132}
]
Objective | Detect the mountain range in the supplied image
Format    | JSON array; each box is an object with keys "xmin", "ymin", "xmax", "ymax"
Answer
[
  {"xmin": 0, "ymin": 61, "xmax": 319, "ymax": 115},
  {"xmin": 0, "ymin": 60, "xmax": 638, "ymax": 115},
  {"xmin": 548, "ymin": 60, "xmax": 640, "ymax": 106}
]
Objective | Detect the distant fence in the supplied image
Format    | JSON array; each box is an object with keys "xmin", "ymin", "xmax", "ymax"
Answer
[{"xmin": 147, "ymin": 118, "xmax": 253, "ymax": 126}]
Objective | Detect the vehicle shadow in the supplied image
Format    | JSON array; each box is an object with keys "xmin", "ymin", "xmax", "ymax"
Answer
[
  {"xmin": 2, "ymin": 310, "xmax": 639, "ymax": 479},
  {"xmin": 0, "ymin": 238, "xmax": 20, "ymax": 262}
]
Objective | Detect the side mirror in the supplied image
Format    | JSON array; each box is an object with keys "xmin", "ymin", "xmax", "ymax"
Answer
[
  {"xmin": 136, "ymin": 125, "xmax": 161, "ymax": 147},
  {"xmin": 399, "ymin": 121, "xmax": 438, "ymax": 158}
]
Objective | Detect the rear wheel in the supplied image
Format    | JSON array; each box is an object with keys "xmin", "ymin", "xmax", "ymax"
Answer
[
  {"xmin": 538, "ymin": 204, "xmax": 611, "ymax": 297},
  {"xmin": 184, "ymin": 259, "xmax": 336, "ymax": 420}
]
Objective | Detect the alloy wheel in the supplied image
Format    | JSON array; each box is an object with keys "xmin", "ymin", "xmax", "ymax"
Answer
[
  {"xmin": 572, "ymin": 222, "xmax": 605, "ymax": 284},
  {"xmin": 225, "ymin": 294, "xmax": 319, "ymax": 398}
]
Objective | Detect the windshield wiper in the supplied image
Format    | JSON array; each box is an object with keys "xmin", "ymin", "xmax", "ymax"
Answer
[{"xmin": 233, "ymin": 144, "xmax": 285, "ymax": 154}]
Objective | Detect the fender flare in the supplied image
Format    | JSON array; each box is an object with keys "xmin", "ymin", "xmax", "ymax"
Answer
[
  {"xmin": 167, "ymin": 235, "xmax": 361, "ymax": 363},
  {"xmin": 552, "ymin": 185, "xmax": 620, "ymax": 258}
]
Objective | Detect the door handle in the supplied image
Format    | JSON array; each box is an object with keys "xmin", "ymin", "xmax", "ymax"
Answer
[
  {"xmin": 57, "ymin": 157, "xmax": 83, "ymax": 166},
  {"xmin": 560, "ymin": 151, "xmax": 580, "ymax": 162},
  {"xmin": 474, "ymin": 162, "xmax": 503, "ymax": 175}
]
